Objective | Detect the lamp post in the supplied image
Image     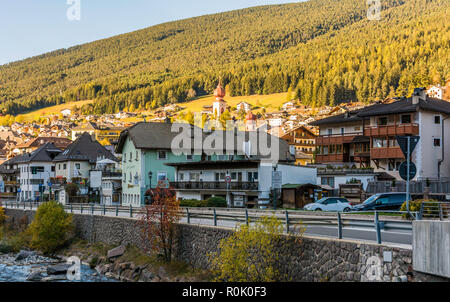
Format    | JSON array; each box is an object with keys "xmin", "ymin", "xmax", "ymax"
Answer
[{"xmin": 147, "ymin": 171, "xmax": 153, "ymax": 205}]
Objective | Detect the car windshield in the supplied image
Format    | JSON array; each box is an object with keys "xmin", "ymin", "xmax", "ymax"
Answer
[
  {"xmin": 316, "ymin": 198, "xmax": 329, "ymax": 204},
  {"xmin": 363, "ymin": 195, "xmax": 380, "ymax": 205}
]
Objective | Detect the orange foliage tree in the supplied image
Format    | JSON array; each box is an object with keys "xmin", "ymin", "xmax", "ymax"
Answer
[{"xmin": 138, "ymin": 187, "xmax": 181, "ymax": 262}]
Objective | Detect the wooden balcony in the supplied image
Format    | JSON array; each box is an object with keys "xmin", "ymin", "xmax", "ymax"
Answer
[
  {"xmin": 371, "ymin": 147, "xmax": 405, "ymax": 160},
  {"xmin": 364, "ymin": 124, "xmax": 419, "ymax": 137},
  {"xmin": 316, "ymin": 134, "xmax": 359, "ymax": 146},
  {"xmin": 316, "ymin": 154, "xmax": 345, "ymax": 163}
]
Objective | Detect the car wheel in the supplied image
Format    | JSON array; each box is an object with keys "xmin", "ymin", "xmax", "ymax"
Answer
[{"xmin": 343, "ymin": 207, "xmax": 351, "ymax": 212}]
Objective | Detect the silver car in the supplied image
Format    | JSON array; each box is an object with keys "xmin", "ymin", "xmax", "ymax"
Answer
[{"xmin": 303, "ymin": 197, "xmax": 353, "ymax": 212}]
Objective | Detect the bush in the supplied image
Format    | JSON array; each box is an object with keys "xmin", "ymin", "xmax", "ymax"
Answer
[
  {"xmin": 179, "ymin": 197, "xmax": 227, "ymax": 208},
  {"xmin": 0, "ymin": 206, "xmax": 6, "ymax": 225},
  {"xmin": 179, "ymin": 199, "xmax": 208, "ymax": 207},
  {"xmin": 209, "ymin": 216, "xmax": 300, "ymax": 282},
  {"xmin": 28, "ymin": 201, "xmax": 74, "ymax": 255},
  {"xmin": 400, "ymin": 199, "xmax": 440, "ymax": 219},
  {"xmin": 206, "ymin": 197, "xmax": 227, "ymax": 207}
]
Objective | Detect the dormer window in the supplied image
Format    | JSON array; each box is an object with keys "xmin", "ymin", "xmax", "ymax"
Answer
[{"xmin": 378, "ymin": 117, "xmax": 388, "ymax": 126}]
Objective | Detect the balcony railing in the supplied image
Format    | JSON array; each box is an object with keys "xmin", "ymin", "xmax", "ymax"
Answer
[
  {"xmin": 170, "ymin": 181, "xmax": 259, "ymax": 191},
  {"xmin": 316, "ymin": 133, "xmax": 361, "ymax": 146},
  {"xmin": 371, "ymin": 147, "xmax": 405, "ymax": 159},
  {"xmin": 364, "ymin": 124, "xmax": 419, "ymax": 137},
  {"xmin": 316, "ymin": 154, "xmax": 345, "ymax": 163}
]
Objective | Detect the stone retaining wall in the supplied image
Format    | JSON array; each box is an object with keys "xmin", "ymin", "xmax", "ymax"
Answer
[{"xmin": 4, "ymin": 208, "xmax": 447, "ymax": 282}]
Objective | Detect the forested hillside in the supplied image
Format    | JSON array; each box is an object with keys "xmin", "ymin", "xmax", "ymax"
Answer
[{"xmin": 0, "ymin": 0, "xmax": 448, "ymax": 115}]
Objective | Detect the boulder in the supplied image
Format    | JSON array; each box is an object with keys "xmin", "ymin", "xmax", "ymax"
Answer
[
  {"xmin": 26, "ymin": 272, "xmax": 44, "ymax": 282},
  {"xmin": 15, "ymin": 250, "xmax": 37, "ymax": 261},
  {"xmin": 107, "ymin": 245, "xmax": 126, "ymax": 259},
  {"xmin": 42, "ymin": 275, "xmax": 67, "ymax": 282},
  {"xmin": 47, "ymin": 264, "xmax": 71, "ymax": 275}
]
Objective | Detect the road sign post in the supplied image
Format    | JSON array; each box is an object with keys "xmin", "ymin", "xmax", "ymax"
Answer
[{"xmin": 397, "ymin": 136, "xmax": 420, "ymax": 218}]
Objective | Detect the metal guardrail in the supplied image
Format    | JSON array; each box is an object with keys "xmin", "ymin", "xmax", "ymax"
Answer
[
  {"xmin": 420, "ymin": 202, "xmax": 450, "ymax": 221},
  {"xmin": 0, "ymin": 201, "xmax": 415, "ymax": 245}
]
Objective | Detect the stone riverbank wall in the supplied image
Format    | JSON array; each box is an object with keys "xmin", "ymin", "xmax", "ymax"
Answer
[{"xmin": 4, "ymin": 208, "xmax": 447, "ymax": 282}]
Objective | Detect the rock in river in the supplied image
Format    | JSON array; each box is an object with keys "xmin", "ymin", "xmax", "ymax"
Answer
[
  {"xmin": 15, "ymin": 250, "xmax": 37, "ymax": 261},
  {"xmin": 47, "ymin": 264, "xmax": 71, "ymax": 275},
  {"xmin": 26, "ymin": 272, "xmax": 44, "ymax": 282}
]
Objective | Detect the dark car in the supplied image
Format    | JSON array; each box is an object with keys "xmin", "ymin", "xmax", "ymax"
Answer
[{"xmin": 352, "ymin": 193, "xmax": 407, "ymax": 212}]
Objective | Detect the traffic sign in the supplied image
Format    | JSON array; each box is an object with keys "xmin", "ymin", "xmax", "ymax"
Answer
[
  {"xmin": 399, "ymin": 161, "xmax": 417, "ymax": 181},
  {"xmin": 225, "ymin": 176, "xmax": 232, "ymax": 184},
  {"xmin": 396, "ymin": 136, "xmax": 420, "ymax": 158}
]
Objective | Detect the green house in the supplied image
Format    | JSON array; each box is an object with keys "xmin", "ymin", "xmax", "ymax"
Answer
[{"xmin": 116, "ymin": 122, "xmax": 201, "ymax": 207}]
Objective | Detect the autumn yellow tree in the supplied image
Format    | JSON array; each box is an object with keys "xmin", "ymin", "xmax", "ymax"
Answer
[{"xmin": 209, "ymin": 216, "xmax": 301, "ymax": 282}]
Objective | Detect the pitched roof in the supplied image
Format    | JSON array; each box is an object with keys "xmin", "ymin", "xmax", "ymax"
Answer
[
  {"xmin": 53, "ymin": 133, "xmax": 118, "ymax": 163},
  {"xmin": 358, "ymin": 97, "xmax": 450, "ymax": 117},
  {"xmin": 116, "ymin": 122, "xmax": 295, "ymax": 162},
  {"xmin": 15, "ymin": 136, "xmax": 72, "ymax": 150},
  {"xmin": 14, "ymin": 143, "xmax": 62, "ymax": 163},
  {"xmin": 311, "ymin": 96, "xmax": 450, "ymax": 126}
]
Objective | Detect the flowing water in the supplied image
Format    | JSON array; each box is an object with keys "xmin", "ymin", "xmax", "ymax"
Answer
[{"xmin": 0, "ymin": 254, "xmax": 117, "ymax": 282}]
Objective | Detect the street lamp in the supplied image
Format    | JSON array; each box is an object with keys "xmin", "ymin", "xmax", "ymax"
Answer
[{"xmin": 147, "ymin": 171, "xmax": 153, "ymax": 205}]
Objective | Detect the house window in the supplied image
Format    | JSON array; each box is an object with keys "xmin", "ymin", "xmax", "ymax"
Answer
[
  {"xmin": 186, "ymin": 154, "xmax": 193, "ymax": 161},
  {"xmin": 157, "ymin": 150, "xmax": 167, "ymax": 160},
  {"xmin": 129, "ymin": 152, "xmax": 132, "ymax": 162},
  {"xmin": 136, "ymin": 151, "xmax": 139, "ymax": 161},
  {"xmin": 341, "ymin": 128, "xmax": 344, "ymax": 135},
  {"xmin": 378, "ymin": 117, "xmax": 388, "ymax": 126},
  {"xmin": 321, "ymin": 177, "xmax": 335, "ymax": 188},
  {"xmin": 401, "ymin": 115, "xmax": 411, "ymax": 124},
  {"xmin": 434, "ymin": 139, "xmax": 441, "ymax": 147},
  {"xmin": 327, "ymin": 129, "xmax": 332, "ymax": 135},
  {"xmin": 123, "ymin": 153, "xmax": 126, "ymax": 162},
  {"xmin": 75, "ymin": 163, "xmax": 81, "ymax": 170},
  {"xmin": 179, "ymin": 173, "xmax": 184, "ymax": 181},
  {"xmin": 435, "ymin": 116, "xmax": 441, "ymax": 124},
  {"xmin": 63, "ymin": 164, "xmax": 67, "ymax": 170},
  {"xmin": 231, "ymin": 172, "xmax": 237, "ymax": 180},
  {"xmin": 157, "ymin": 172, "xmax": 167, "ymax": 181}
]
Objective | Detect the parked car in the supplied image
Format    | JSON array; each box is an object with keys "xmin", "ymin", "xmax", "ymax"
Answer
[
  {"xmin": 352, "ymin": 193, "xmax": 407, "ymax": 212},
  {"xmin": 303, "ymin": 197, "xmax": 353, "ymax": 212}
]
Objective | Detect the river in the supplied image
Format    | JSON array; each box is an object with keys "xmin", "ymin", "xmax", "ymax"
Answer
[{"xmin": 0, "ymin": 254, "xmax": 118, "ymax": 282}]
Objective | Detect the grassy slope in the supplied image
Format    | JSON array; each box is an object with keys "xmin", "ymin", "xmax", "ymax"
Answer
[{"xmin": 19, "ymin": 100, "xmax": 94, "ymax": 122}]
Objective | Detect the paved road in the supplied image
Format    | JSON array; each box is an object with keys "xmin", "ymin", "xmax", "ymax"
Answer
[{"xmin": 3, "ymin": 203, "xmax": 412, "ymax": 246}]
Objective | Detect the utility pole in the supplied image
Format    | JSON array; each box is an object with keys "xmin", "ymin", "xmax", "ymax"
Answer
[{"xmin": 406, "ymin": 136, "xmax": 411, "ymax": 217}]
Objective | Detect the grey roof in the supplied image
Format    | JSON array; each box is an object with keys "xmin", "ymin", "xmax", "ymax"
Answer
[
  {"xmin": 116, "ymin": 122, "xmax": 196, "ymax": 152},
  {"xmin": 116, "ymin": 122, "xmax": 295, "ymax": 162},
  {"xmin": 310, "ymin": 96, "xmax": 450, "ymax": 126},
  {"xmin": 14, "ymin": 143, "xmax": 62, "ymax": 163},
  {"xmin": 309, "ymin": 108, "xmax": 367, "ymax": 126},
  {"xmin": 53, "ymin": 133, "xmax": 118, "ymax": 163},
  {"xmin": 358, "ymin": 97, "xmax": 450, "ymax": 117}
]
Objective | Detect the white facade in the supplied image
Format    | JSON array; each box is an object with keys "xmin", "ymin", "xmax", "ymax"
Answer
[
  {"xmin": 237, "ymin": 102, "xmax": 252, "ymax": 113},
  {"xmin": 427, "ymin": 86, "xmax": 445, "ymax": 99},
  {"xmin": 18, "ymin": 162, "xmax": 55, "ymax": 201}
]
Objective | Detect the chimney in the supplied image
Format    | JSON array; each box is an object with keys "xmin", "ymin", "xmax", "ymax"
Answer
[{"xmin": 412, "ymin": 87, "xmax": 427, "ymax": 104}]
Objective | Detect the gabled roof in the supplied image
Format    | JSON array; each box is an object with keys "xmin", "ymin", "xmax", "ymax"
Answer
[
  {"xmin": 116, "ymin": 122, "xmax": 295, "ymax": 162},
  {"xmin": 14, "ymin": 143, "xmax": 62, "ymax": 163},
  {"xmin": 53, "ymin": 132, "xmax": 118, "ymax": 163},
  {"xmin": 310, "ymin": 95, "xmax": 450, "ymax": 126},
  {"xmin": 15, "ymin": 136, "xmax": 72, "ymax": 150},
  {"xmin": 72, "ymin": 122, "xmax": 98, "ymax": 131},
  {"xmin": 357, "ymin": 97, "xmax": 450, "ymax": 117}
]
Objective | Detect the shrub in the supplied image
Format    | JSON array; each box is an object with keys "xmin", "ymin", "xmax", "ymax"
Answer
[
  {"xmin": 209, "ymin": 216, "xmax": 302, "ymax": 282},
  {"xmin": 179, "ymin": 199, "xmax": 208, "ymax": 207},
  {"xmin": 400, "ymin": 199, "xmax": 440, "ymax": 219},
  {"xmin": 206, "ymin": 197, "xmax": 227, "ymax": 208},
  {"xmin": 28, "ymin": 201, "xmax": 74, "ymax": 255},
  {"xmin": 0, "ymin": 206, "xmax": 6, "ymax": 225}
]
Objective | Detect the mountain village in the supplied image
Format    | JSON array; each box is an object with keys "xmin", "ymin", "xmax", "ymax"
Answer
[{"xmin": 0, "ymin": 81, "xmax": 449, "ymax": 209}]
